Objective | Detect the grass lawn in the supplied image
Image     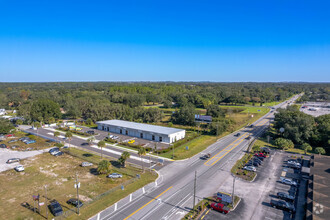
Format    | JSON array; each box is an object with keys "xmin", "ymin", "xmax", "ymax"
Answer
[
  {"xmin": 158, "ymin": 135, "xmax": 218, "ymax": 160},
  {"xmin": 0, "ymin": 148, "xmax": 156, "ymax": 220},
  {"xmin": 2, "ymin": 131, "xmax": 54, "ymax": 151}
]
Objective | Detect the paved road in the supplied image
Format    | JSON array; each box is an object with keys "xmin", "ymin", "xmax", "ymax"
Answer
[{"xmin": 90, "ymin": 94, "xmax": 302, "ymax": 220}]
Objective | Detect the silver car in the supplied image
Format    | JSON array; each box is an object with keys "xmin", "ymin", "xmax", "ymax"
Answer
[
  {"xmin": 243, "ymin": 166, "xmax": 256, "ymax": 172},
  {"xmin": 81, "ymin": 162, "xmax": 93, "ymax": 167},
  {"xmin": 280, "ymin": 177, "xmax": 297, "ymax": 186},
  {"xmin": 107, "ymin": 173, "xmax": 123, "ymax": 178}
]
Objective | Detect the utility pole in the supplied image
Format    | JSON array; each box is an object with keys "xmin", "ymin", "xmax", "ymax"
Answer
[
  {"xmin": 172, "ymin": 144, "xmax": 174, "ymax": 159},
  {"xmin": 232, "ymin": 176, "xmax": 236, "ymax": 208},
  {"xmin": 44, "ymin": 185, "xmax": 48, "ymax": 219},
  {"xmin": 75, "ymin": 173, "xmax": 80, "ymax": 215},
  {"xmin": 193, "ymin": 171, "xmax": 197, "ymax": 212}
]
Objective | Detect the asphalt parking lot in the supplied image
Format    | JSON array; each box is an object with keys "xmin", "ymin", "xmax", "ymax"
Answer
[
  {"xmin": 76, "ymin": 125, "xmax": 169, "ymax": 149},
  {"xmin": 199, "ymin": 150, "xmax": 308, "ymax": 220},
  {"xmin": 299, "ymin": 102, "xmax": 330, "ymax": 117}
]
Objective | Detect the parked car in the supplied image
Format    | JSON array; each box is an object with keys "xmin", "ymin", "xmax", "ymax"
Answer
[
  {"xmin": 287, "ymin": 163, "xmax": 301, "ymax": 169},
  {"xmin": 243, "ymin": 166, "xmax": 256, "ymax": 172},
  {"xmin": 279, "ymin": 177, "xmax": 298, "ymax": 186},
  {"xmin": 113, "ymin": 136, "xmax": 119, "ymax": 140},
  {"xmin": 48, "ymin": 200, "xmax": 63, "ymax": 216},
  {"xmin": 254, "ymin": 153, "xmax": 267, "ymax": 158},
  {"xmin": 50, "ymin": 150, "xmax": 60, "ymax": 155},
  {"xmin": 87, "ymin": 130, "xmax": 95, "ymax": 135},
  {"xmin": 19, "ymin": 137, "xmax": 29, "ymax": 141},
  {"xmin": 67, "ymin": 198, "xmax": 83, "ymax": 208},
  {"xmin": 6, "ymin": 134, "xmax": 14, "ymax": 137},
  {"xmin": 14, "ymin": 165, "xmax": 25, "ymax": 172},
  {"xmin": 253, "ymin": 158, "xmax": 262, "ymax": 165},
  {"xmin": 54, "ymin": 151, "xmax": 64, "ymax": 157},
  {"xmin": 8, "ymin": 139, "xmax": 18, "ymax": 143},
  {"xmin": 75, "ymin": 127, "xmax": 82, "ymax": 131},
  {"xmin": 128, "ymin": 140, "xmax": 135, "ymax": 144},
  {"xmin": 0, "ymin": 144, "xmax": 7, "ymax": 148},
  {"xmin": 277, "ymin": 192, "xmax": 295, "ymax": 201},
  {"xmin": 6, "ymin": 158, "xmax": 20, "ymax": 164},
  {"xmin": 107, "ymin": 173, "xmax": 123, "ymax": 178},
  {"xmin": 254, "ymin": 155, "xmax": 264, "ymax": 161},
  {"xmin": 210, "ymin": 202, "xmax": 230, "ymax": 214},
  {"xmin": 270, "ymin": 199, "xmax": 295, "ymax": 213},
  {"xmin": 287, "ymin": 160, "xmax": 301, "ymax": 166},
  {"xmin": 25, "ymin": 140, "xmax": 36, "ymax": 144},
  {"xmin": 108, "ymin": 135, "xmax": 114, "ymax": 139},
  {"xmin": 81, "ymin": 162, "xmax": 93, "ymax": 167},
  {"xmin": 246, "ymin": 160, "xmax": 259, "ymax": 167},
  {"xmin": 49, "ymin": 147, "xmax": 59, "ymax": 153}
]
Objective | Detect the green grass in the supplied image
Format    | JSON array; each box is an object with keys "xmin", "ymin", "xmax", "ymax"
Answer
[
  {"xmin": 158, "ymin": 135, "xmax": 218, "ymax": 160},
  {"xmin": 4, "ymin": 131, "xmax": 54, "ymax": 151},
  {"xmin": 262, "ymin": 101, "xmax": 281, "ymax": 106}
]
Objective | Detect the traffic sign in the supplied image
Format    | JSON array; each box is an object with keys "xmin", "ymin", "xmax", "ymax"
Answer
[{"xmin": 74, "ymin": 182, "xmax": 81, "ymax": 188}]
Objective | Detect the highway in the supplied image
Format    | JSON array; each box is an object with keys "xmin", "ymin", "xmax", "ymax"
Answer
[{"xmin": 90, "ymin": 94, "xmax": 302, "ymax": 220}]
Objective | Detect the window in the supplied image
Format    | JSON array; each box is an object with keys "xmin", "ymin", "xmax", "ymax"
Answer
[
  {"xmin": 125, "ymin": 130, "xmax": 128, "ymax": 135},
  {"xmin": 152, "ymin": 135, "xmax": 155, "ymax": 141},
  {"xmin": 140, "ymin": 133, "xmax": 143, "ymax": 138},
  {"xmin": 102, "ymin": 126, "xmax": 104, "ymax": 130},
  {"xmin": 120, "ymin": 129, "xmax": 122, "ymax": 134},
  {"xmin": 159, "ymin": 136, "xmax": 162, "ymax": 142},
  {"xmin": 107, "ymin": 127, "xmax": 109, "ymax": 131}
]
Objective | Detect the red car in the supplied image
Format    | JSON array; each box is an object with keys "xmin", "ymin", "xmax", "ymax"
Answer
[
  {"xmin": 210, "ymin": 202, "xmax": 230, "ymax": 214},
  {"xmin": 255, "ymin": 153, "xmax": 267, "ymax": 158},
  {"xmin": 6, "ymin": 134, "xmax": 14, "ymax": 137}
]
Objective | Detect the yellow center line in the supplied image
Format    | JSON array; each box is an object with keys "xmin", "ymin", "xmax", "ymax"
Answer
[
  {"xmin": 201, "ymin": 208, "xmax": 211, "ymax": 220},
  {"xmin": 123, "ymin": 186, "xmax": 173, "ymax": 220}
]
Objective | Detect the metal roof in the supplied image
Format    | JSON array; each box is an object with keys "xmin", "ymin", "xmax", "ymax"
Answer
[{"xmin": 96, "ymin": 120, "xmax": 185, "ymax": 135}]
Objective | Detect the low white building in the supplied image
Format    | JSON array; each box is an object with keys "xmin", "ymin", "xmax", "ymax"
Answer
[{"xmin": 96, "ymin": 120, "xmax": 185, "ymax": 144}]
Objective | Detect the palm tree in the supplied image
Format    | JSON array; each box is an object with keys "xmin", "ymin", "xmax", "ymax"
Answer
[
  {"xmin": 97, "ymin": 160, "xmax": 111, "ymax": 174},
  {"xmin": 138, "ymin": 147, "xmax": 147, "ymax": 173},
  {"xmin": 65, "ymin": 131, "xmax": 73, "ymax": 148},
  {"xmin": 97, "ymin": 140, "xmax": 106, "ymax": 159},
  {"xmin": 119, "ymin": 151, "xmax": 130, "ymax": 167},
  {"xmin": 87, "ymin": 136, "xmax": 95, "ymax": 146},
  {"xmin": 54, "ymin": 131, "xmax": 60, "ymax": 143}
]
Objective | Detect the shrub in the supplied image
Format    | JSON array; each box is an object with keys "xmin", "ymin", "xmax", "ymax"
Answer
[{"xmin": 28, "ymin": 135, "xmax": 36, "ymax": 140}]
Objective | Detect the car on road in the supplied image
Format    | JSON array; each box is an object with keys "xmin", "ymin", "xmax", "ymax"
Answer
[
  {"xmin": 107, "ymin": 173, "xmax": 123, "ymax": 178},
  {"xmin": 81, "ymin": 142, "xmax": 89, "ymax": 146},
  {"xmin": 243, "ymin": 166, "xmax": 256, "ymax": 172},
  {"xmin": 81, "ymin": 162, "xmax": 93, "ymax": 167},
  {"xmin": 270, "ymin": 199, "xmax": 295, "ymax": 213},
  {"xmin": 277, "ymin": 192, "xmax": 295, "ymax": 202},
  {"xmin": 48, "ymin": 200, "xmax": 63, "ymax": 216},
  {"xmin": 14, "ymin": 165, "xmax": 25, "ymax": 172},
  {"xmin": 0, "ymin": 144, "xmax": 7, "ymax": 148},
  {"xmin": 245, "ymin": 136, "xmax": 251, "ymax": 140},
  {"xmin": 200, "ymin": 154, "xmax": 211, "ymax": 160},
  {"xmin": 210, "ymin": 202, "xmax": 230, "ymax": 214},
  {"xmin": 67, "ymin": 198, "xmax": 83, "ymax": 208},
  {"xmin": 279, "ymin": 177, "xmax": 298, "ymax": 186},
  {"xmin": 128, "ymin": 140, "xmax": 135, "ymax": 144},
  {"xmin": 6, "ymin": 158, "xmax": 20, "ymax": 164},
  {"xmin": 54, "ymin": 151, "xmax": 64, "ymax": 156},
  {"xmin": 235, "ymin": 133, "xmax": 241, "ymax": 137}
]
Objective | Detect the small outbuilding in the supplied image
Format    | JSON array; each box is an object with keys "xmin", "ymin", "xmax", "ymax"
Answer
[{"xmin": 96, "ymin": 120, "xmax": 185, "ymax": 144}]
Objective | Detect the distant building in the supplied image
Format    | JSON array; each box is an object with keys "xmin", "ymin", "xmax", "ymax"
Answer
[
  {"xmin": 96, "ymin": 120, "xmax": 185, "ymax": 143},
  {"xmin": 195, "ymin": 114, "xmax": 212, "ymax": 123}
]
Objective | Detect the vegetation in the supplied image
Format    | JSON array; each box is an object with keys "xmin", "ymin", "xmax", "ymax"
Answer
[
  {"xmin": 274, "ymin": 138, "xmax": 294, "ymax": 150},
  {"xmin": 118, "ymin": 151, "xmax": 130, "ymax": 167},
  {"xmin": 0, "ymin": 118, "xmax": 14, "ymax": 134},
  {"xmin": 97, "ymin": 140, "xmax": 106, "ymax": 158},
  {"xmin": 97, "ymin": 160, "xmax": 111, "ymax": 174}
]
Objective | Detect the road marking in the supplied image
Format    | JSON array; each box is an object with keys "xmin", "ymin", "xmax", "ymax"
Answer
[
  {"xmin": 123, "ymin": 186, "xmax": 173, "ymax": 220},
  {"xmin": 201, "ymin": 208, "xmax": 210, "ymax": 220}
]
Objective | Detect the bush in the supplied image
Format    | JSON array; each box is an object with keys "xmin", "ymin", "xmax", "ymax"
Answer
[
  {"xmin": 28, "ymin": 135, "xmax": 36, "ymax": 140},
  {"xmin": 274, "ymin": 138, "xmax": 294, "ymax": 150}
]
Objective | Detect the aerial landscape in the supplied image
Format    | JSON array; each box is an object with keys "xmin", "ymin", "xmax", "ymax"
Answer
[{"xmin": 0, "ymin": 1, "xmax": 329, "ymax": 220}]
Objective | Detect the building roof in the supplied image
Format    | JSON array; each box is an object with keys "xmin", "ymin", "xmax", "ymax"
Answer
[{"xmin": 96, "ymin": 120, "xmax": 185, "ymax": 135}]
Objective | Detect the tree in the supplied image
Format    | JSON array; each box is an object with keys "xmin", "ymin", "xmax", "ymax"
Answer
[
  {"xmin": 138, "ymin": 147, "xmax": 147, "ymax": 172},
  {"xmin": 54, "ymin": 131, "xmax": 60, "ymax": 142},
  {"xmin": 118, "ymin": 151, "xmax": 130, "ymax": 167},
  {"xmin": 30, "ymin": 99, "xmax": 61, "ymax": 122},
  {"xmin": 16, "ymin": 119, "xmax": 23, "ymax": 125},
  {"xmin": 206, "ymin": 105, "xmax": 225, "ymax": 118},
  {"xmin": 302, "ymin": 143, "xmax": 312, "ymax": 155},
  {"xmin": 315, "ymin": 147, "xmax": 326, "ymax": 155},
  {"xmin": 0, "ymin": 119, "xmax": 14, "ymax": 134},
  {"xmin": 97, "ymin": 160, "xmax": 111, "ymax": 174},
  {"xmin": 65, "ymin": 131, "xmax": 73, "ymax": 148},
  {"xmin": 171, "ymin": 105, "xmax": 195, "ymax": 126},
  {"xmin": 87, "ymin": 136, "xmax": 95, "ymax": 146},
  {"xmin": 274, "ymin": 138, "xmax": 294, "ymax": 150},
  {"xmin": 86, "ymin": 118, "xmax": 93, "ymax": 126},
  {"xmin": 97, "ymin": 140, "xmax": 106, "ymax": 159},
  {"xmin": 48, "ymin": 117, "xmax": 55, "ymax": 124}
]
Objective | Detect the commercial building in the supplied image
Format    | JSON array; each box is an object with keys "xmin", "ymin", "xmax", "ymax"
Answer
[{"xmin": 96, "ymin": 120, "xmax": 185, "ymax": 144}]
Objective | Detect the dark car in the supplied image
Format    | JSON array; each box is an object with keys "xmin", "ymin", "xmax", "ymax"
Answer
[
  {"xmin": 270, "ymin": 199, "xmax": 295, "ymax": 213},
  {"xmin": 254, "ymin": 156, "xmax": 264, "ymax": 161},
  {"xmin": 235, "ymin": 133, "xmax": 241, "ymax": 137},
  {"xmin": 245, "ymin": 136, "xmax": 251, "ymax": 140},
  {"xmin": 200, "ymin": 154, "xmax": 211, "ymax": 160},
  {"xmin": 253, "ymin": 158, "xmax": 262, "ymax": 165},
  {"xmin": 277, "ymin": 192, "xmax": 295, "ymax": 201},
  {"xmin": 54, "ymin": 151, "xmax": 64, "ymax": 156},
  {"xmin": 67, "ymin": 198, "xmax": 83, "ymax": 208},
  {"xmin": 0, "ymin": 144, "xmax": 7, "ymax": 148},
  {"xmin": 49, "ymin": 147, "xmax": 60, "ymax": 154},
  {"xmin": 246, "ymin": 160, "xmax": 259, "ymax": 167},
  {"xmin": 6, "ymin": 158, "xmax": 20, "ymax": 164},
  {"xmin": 81, "ymin": 142, "xmax": 89, "ymax": 146},
  {"xmin": 48, "ymin": 200, "xmax": 63, "ymax": 216},
  {"xmin": 87, "ymin": 130, "xmax": 95, "ymax": 135}
]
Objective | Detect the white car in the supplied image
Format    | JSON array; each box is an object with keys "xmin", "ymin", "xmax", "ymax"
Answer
[
  {"xmin": 107, "ymin": 173, "xmax": 123, "ymax": 178},
  {"xmin": 243, "ymin": 166, "xmax": 256, "ymax": 172},
  {"xmin": 280, "ymin": 177, "xmax": 298, "ymax": 186},
  {"xmin": 14, "ymin": 165, "xmax": 24, "ymax": 172}
]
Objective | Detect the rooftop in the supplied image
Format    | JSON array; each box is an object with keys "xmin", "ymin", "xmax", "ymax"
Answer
[{"xmin": 96, "ymin": 120, "xmax": 185, "ymax": 135}]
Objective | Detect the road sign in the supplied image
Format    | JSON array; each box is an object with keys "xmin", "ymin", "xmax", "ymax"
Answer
[
  {"xmin": 74, "ymin": 182, "xmax": 80, "ymax": 188},
  {"xmin": 121, "ymin": 185, "xmax": 124, "ymax": 190},
  {"xmin": 216, "ymin": 192, "xmax": 232, "ymax": 203},
  {"xmin": 186, "ymin": 146, "xmax": 189, "ymax": 150}
]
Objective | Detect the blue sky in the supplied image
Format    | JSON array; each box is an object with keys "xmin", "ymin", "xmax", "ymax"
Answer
[{"xmin": 0, "ymin": 0, "xmax": 329, "ymax": 82}]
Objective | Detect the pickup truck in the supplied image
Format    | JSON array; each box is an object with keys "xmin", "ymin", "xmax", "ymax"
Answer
[{"xmin": 210, "ymin": 202, "xmax": 230, "ymax": 214}]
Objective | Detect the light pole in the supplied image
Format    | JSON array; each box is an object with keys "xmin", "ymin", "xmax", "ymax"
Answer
[
  {"xmin": 44, "ymin": 185, "xmax": 48, "ymax": 219},
  {"xmin": 232, "ymin": 176, "xmax": 236, "ymax": 208},
  {"xmin": 75, "ymin": 173, "xmax": 80, "ymax": 215},
  {"xmin": 193, "ymin": 171, "xmax": 197, "ymax": 211}
]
